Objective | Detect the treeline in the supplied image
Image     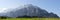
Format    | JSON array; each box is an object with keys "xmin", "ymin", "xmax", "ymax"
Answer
[
  {"xmin": 16, "ymin": 15, "xmax": 38, "ymax": 18},
  {"xmin": 0, "ymin": 16, "xmax": 11, "ymax": 19},
  {"xmin": 0, "ymin": 15, "xmax": 59, "ymax": 19},
  {"xmin": 0, "ymin": 15, "xmax": 39, "ymax": 19},
  {"xmin": 0, "ymin": 15, "xmax": 42, "ymax": 19}
]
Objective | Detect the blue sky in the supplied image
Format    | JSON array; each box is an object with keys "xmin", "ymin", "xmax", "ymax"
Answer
[{"xmin": 0, "ymin": 0, "xmax": 60, "ymax": 17}]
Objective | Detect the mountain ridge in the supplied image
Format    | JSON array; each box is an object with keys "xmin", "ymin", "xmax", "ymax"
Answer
[{"xmin": 0, "ymin": 4, "xmax": 59, "ymax": 18}]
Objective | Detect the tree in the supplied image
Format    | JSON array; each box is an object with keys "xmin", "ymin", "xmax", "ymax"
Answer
[
  {"xmin": 32, "ymin": 16, "xmax": 38, "ymax": 18},
  {"xmin": 16, "ymin": 15, "xmax": 31, "ymax": 18},
  {"xmin": 22, "ymin": 15, "xmax": 31, "ymax": 18},
  {"xmin": 0, "ymin": 16, "xmax": 7, "ymax": 19}
]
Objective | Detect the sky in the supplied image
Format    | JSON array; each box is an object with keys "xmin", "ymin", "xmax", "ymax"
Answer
[{"xmin": 0, "ymin": 0, "xmax": 60, "ymax": 17}]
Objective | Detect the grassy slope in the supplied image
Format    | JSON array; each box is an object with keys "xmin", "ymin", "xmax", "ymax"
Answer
[
  {"xmin": 0, "ymin": 18, "xmax": 60, "ymax": 20},
  {"xmin": 40, "ymin": 18, "xmax": 60, "ymax": 20}
]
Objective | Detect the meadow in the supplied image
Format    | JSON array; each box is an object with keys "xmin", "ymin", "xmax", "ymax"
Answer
[{"xmin": 0, "ymin": 18, "xmax": 60, "ymax": 20}]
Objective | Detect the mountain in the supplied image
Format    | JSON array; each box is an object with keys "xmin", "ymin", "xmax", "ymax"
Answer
[{"xmin": 0, "ymin": 4, "xmax": 59, "ymax": 18}]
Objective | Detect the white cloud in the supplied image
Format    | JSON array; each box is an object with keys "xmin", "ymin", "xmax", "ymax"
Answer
[{"xmin": 0, "ymin": 8, "xmax": 7, "ymax": 13}]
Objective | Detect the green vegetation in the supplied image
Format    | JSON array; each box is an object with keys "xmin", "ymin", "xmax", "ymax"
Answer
[
  {"xmin": 0, "ymin": 16, "xmax": 60, "ymax": 20},
  {"xmin": 40, "ymin": 18, "xmax": 60, "ymax": 20},
  {"xmin": 0, "ymin": 18, "xmax": 60, "ymax": 20}
]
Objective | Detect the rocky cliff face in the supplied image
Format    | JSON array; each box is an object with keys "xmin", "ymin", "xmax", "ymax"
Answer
[{"xmin": 0, "ymin": 4, "xmax": 59, "ymax": 18}]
